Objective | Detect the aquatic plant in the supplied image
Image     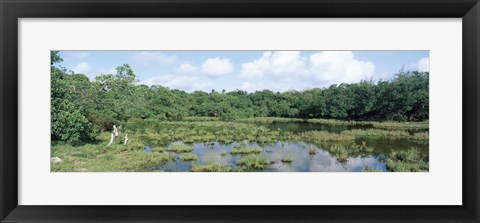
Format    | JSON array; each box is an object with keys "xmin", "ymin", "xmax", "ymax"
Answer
[
  {"xmin": 190, "ymin": 163, "xmax": 232, "ymax": 172},
  {"xmin": 230, "ymin": 147, "xmax": 262, "ymax": 155},
  {"xmin": 236, "ymin": 155, "xmax": 270, "ymax": 170},
  {"xmin": 307, "ymin": 119, "xmax": 358, "ymax": 126},
  {"xmin": 371, "ymin": 121, "xmax": 429, "ymax": 131},
  {"xmin": 308, "ymin": 146, "xmax": 317, "ymax": 155},
  {"xmin": 411, "ymin": 131, "xmax": 429, "ymax": 143},
  {"xmin": 382, "ymin": 148, "xmax": 428, "ymax": 172},
  {"xmin": 362, "ymin": 164, "xmax": 383, "ymax": 172},
  {"xmin": 180, "ymin": 153, "xmax": 197, "ymax": 161},
  {"xmin": 298, "ymin": 131, "xmax": 355, "ymax": 142},
  {"xmin": 220, "ymin": 151, "xmax": 227, "ymax": 156},
  {"xmin": 281, "ymin": 156, "xmax": 293, "ymax": 163},
  {"xmin": 341, "ymin": 129, "xmax": 411, "ymax": 140},
  {"xmin": 166, "ymin": 144, "xmax": 194, "ymax": 153}
]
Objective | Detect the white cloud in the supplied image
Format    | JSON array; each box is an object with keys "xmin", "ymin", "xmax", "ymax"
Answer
[
  {"xmin": 201, "ymin": 57, "xmax": 234, "ymax": 77},
  {"xmin": 270, "ymin": 51, "xmax": 307, "ymax": 78},
  {"xmin": 133, "ymin": 51, "xmax": 177, "ymax": 64},
  {"xmin": 141, "ymin": 74, "xmax": 212, "ymax": 92},
  {"xmin": 175, "ymin": 63, "xmax": 198, "ymax": 73},
  {"xmin": 72, "ymin": 62, "xmax": 91, "ymax": 74},
  {"xmin": 240, "ymin": 52, "xmax": 271, "ymax": 80},
  {"xmin": 240, "ymin": 51, "xmax": 307, "ymax": 80},
  {"xmin": 405, "ymin": 57, "xmax": 430, "ymax": 72},
  {"xmin": 240, "ymin": 51, "xmax": 374, "ymax": 87},
  {"xmin": 106, "ymin": 67, "xmax": 117, "ymax": 74},
  {"xmin": 308, "ymin": 51, "xmax": 375, "ymax": 85},
  {"xmin": 416, "ymin": 57, "xmax": 430, "ymax": 72}
]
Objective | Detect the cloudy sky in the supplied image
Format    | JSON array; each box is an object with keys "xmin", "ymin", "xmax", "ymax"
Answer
[{"xmin": 57, "ymin": 50, "xmax": 429, "ymax": 93}]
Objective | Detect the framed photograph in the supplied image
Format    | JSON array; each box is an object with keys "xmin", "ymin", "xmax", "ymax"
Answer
[{"xmin": 1, "ymin": 0, "xmax": 479, "ymax": 222}]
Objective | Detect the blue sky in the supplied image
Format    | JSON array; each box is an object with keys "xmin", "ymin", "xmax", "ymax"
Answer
[{"xmin": 58, "ymin": 50, "xmax": 429, "ymax": 93}]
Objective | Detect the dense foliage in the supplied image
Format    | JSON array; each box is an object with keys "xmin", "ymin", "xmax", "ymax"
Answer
[{"xmin": 51, "ymin": 51, "xmax": 429, "ymax": 144}]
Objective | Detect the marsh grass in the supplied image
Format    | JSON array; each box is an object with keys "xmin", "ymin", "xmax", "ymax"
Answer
[
  {"xmin": 308, "ymin": 146, "xmax": 317, "ymax": 155},
  {"xmin": 327, "ymin": 143, "xmax": 374, "ymax": 163},
  {"xmin": 281, "ymin": 156, "xmax": 293, "ymax": 163},
  {"xmin": 341, "ymin": 129, "xmax": 411, "ymax": 140},
  {"xmin": 180, "ymin": 153, "xmax": 197, "ymax": 161},
  {"xmin": 298, "ymin": 131, "xmax": 355, "ymax": 142},
  {"xmin": 371, "ymin": 121, "xmax": 429, "ymax": 131},
  {"xmin": 237, "ymin": 117, "xmax": 304, "ymax": 123},
  {"xmin": 236, "ymin": 155, "xmax": 270, "ymax": 170},
  {"xmin": 307, "ymin": 119, "xmax": 358, "ymax": 126},
  {"xmin": 362, "ymin": 164, "xmax": 383, "ymax": 172},
  {"xmin": 230, "ymin": 147, "xmax": 262, "ymax": 155},
  {"xmin": 190, "ymin": 163, "xmax": 232, "ymax": 172},
  {"xmin": 382, "ymin": 148, "xmax": 429, "ymax": 172},
  {"xmin": 166, "ymin": 144, "xmax": 194, "ymax": 153},
  {"xmin": 411, "ymin": 131, "xmax": 429, "ymax": 144}
]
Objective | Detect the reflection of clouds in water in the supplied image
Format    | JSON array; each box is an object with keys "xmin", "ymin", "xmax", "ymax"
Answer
[
  {"xmin": 157, "ymin": 141, "xmax": 386, "ymax": 172},
  {"xmin": 309, "ymin": 155, "xmax": 378, "ymax": 172},
  {"xmin": 194, "ymin": 142, "xmax": 232, "ymax": 165},
  {"xmin": 266, "ymin": 141, "xmax": 383, "ymax": 172}
]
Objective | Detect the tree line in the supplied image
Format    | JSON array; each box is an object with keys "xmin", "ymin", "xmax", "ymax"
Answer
[{"xmin": 51, "ymin": 51, "xmax": 429, "ymax": 144}]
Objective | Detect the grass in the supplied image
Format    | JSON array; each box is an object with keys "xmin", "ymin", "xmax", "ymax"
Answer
[
  {"xmin": 326, "ymin": 143, "xmax": 374, "ymax": 163},
  {"xmin": 190, "ymin": 163, "xmax": 232, "ymax": 172},
  {"xmin": 220, "ymin": 151, "xmax": 227, "ymax": 156},
  {"xmin": 411, "ymin": 131, "xmax": 429, "ymax": 144},
  {"xmin": 371, "ymin": 121, "xmax": 429, "ymax": 131},
  {"xmin": 307, "ymin": 119, "xmax": 359, "ymax": 126},
  {"xmin": 51, "ymin": 142, "xmax": 173, "ymax": 172},
  {"xmin": 281, "ymin": 156, "xmax": 293, "ymax": 163},
  {"xmin": 236, "ymin": 117, "xmax": 304, "ymax": 123},
  {"xmin": 236, "ymin": 155, "xmax": 270, "ymax": 170},
  {"xmin": 307, "ymin": 119, "xmax": 429, "ymax": 131},
  {"xmin": 341, "ymin": 129, "xmax": 411, "ymax": 140},
  {"xmin": 230, "ymin": 147, "xmax": 262, "ymax": 155},
  {"xmin": 298, "ymin": 131, "xmax": 355, "ymax": 142},
  {"xmin": 180, "ymin": 153, "xmax": 197, "ymax": 161},
  {"xmin": 308, "ymin": 146, "xmax": 317, "ymax": 155},
  {"xmin": 382, "ymin": 148, "xmax": 429, "ymax": 172},
  {"xmin": 166, "ymin": 144, "xmax": 194, "ymax": 153},
  {"xmin": 362, "ymin": 164, "xmax": 383, "ymax": 172}
]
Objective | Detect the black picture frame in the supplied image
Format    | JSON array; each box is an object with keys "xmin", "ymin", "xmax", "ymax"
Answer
[{"xmin": 1, "ymin": 0, "xmax": 479, "ymax": 222}]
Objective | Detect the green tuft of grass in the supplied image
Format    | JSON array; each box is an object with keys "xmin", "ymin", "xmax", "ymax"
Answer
[
  {"xmin": 230, "ymin": 147, "xmax": 262, "ymax": 155},
  {"xmin": 190, "ymin": 163, "xmax": 232, "ymax": 172},
  {"xmin": 166, "ymin": 144, "xmax": 194, "ymax": 153},
  {"xmin": 309, "ymin": 147, "xmax": 317, "ymax": 155},
  {"xmin": 382, "ymin": 148, "xmax": 429, "ymax": 172},
  {"xmin": 180, "ymin": 153, "xmax": 197, "ymax": 161},
  {"xmin": 236, "ymin": 155, "xmax": 270, "ymax": 170},
  {"xmin": 281, "ymin": 156, "xmax": 293, "ymax": 163}
]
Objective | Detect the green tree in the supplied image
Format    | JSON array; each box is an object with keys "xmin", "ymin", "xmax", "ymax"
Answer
[{"xmin": 50, "ymin": 51, "xmax": 98, "ymax": 144}]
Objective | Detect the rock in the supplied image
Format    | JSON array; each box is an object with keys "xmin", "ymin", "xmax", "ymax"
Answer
[{"xmin": 51, "ymin": 157, "xmax": 63, "ymax": 163}]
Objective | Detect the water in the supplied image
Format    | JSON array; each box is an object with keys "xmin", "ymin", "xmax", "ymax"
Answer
[
  {"xmin": 153, "ymin": 141, "xmax": 387, "ymax": 172},
  {"xmin": 140, "ymin": 121, "xmax": 427, "ymax": 172}
]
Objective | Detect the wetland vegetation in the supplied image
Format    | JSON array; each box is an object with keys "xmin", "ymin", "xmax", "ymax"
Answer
[{"xmin": 50, "ymin": 51, "xmax": 429, "ymax": 172}]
